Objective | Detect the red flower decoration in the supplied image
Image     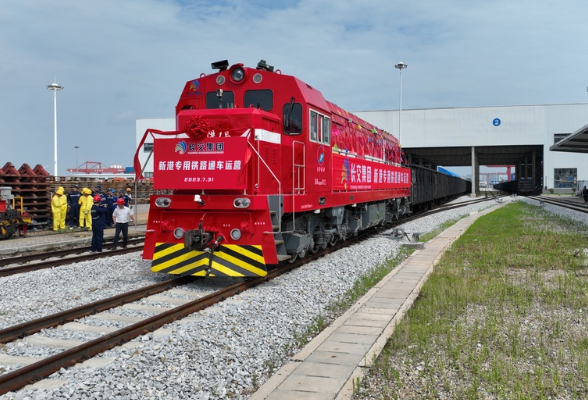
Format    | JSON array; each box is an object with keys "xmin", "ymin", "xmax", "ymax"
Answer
[{"xmin": 184, "ymin": 116, "xmax": 212, "ymax": 140}]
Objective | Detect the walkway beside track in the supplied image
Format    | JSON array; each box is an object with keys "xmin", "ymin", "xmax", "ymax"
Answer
[{"xmin": 250, "ymin": 203, "xmax": 503, "ymax": 400}]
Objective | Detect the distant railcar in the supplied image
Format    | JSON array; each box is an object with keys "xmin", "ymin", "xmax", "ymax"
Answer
[
  {"xmin": 493, "ymin": 179, "xmax": 540, "ymax": 195},
  {"xmin": 411, "ymin": 165, "xmax": 471, "ymax": 212}
]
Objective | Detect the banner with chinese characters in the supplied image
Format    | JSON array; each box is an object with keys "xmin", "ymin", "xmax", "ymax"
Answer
[
  {"xmin": 153, "ymin": 137, "xmax": 251, "ymax": 190},
  {"xmin": 332, "ymin": 154, "xmax": 410, "ymax": 191}
]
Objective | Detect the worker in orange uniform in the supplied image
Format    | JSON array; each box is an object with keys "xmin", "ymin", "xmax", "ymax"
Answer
[
  {"xmin": 51, "ymin": 188, "xmax": 66, "ymax": 231},
  {"xmin": 58, "ymin": 186, "xmax": 68, "ymax": 229},
  {"xmin": 78, "ymin": 188, "xmax": 94, "ymax": 230}
]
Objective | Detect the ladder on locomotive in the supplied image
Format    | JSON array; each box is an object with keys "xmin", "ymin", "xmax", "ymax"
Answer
[
  {"xmin": 292, "ymin": 141, "xmax": 306, "ymax": 196},
  {"xmin": 268, "ymin": 141, "xmax": 305, "ymax": 263}
]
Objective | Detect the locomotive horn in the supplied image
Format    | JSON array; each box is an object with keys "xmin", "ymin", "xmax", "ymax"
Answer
[{"xmin": 211, "ymin": 60, "xmax": 229, "ymax": 71}]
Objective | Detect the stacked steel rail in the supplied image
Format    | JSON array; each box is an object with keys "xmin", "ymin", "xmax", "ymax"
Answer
[{"xmin": 0, "ymin": 163, "xmax": 50, "ymax": 224}]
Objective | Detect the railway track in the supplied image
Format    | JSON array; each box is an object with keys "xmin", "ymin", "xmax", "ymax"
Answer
[
  {"xmin": 433, "ymin": 195, "xmax": 504, "ymax": 212},
  {"xmin": 527, "ymin": 195, "xmax": 588, "ymax": 214},
  {"xmin": 0, "ymin": 238, "xmax": 145, "ymax": 277},
  {"xmin": 397, "ymin": 195, "xmax": 502, "ymax": 227},
  {"xmin": 0, "ymin": 196, "xmax": 499, "ymax": 395},
  {"xmin": 0, "ymin": 251, "xmax": 334, "ymax": 395}
]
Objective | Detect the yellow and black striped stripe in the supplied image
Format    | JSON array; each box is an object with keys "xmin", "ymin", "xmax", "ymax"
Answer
[{"xmin": 151, "ymin": 242, "xmax": 267, "ymax": 277}]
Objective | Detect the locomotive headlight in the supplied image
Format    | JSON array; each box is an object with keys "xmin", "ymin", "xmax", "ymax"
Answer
[
  {"xmin": 155, "ymin": 197, "xmax": 171, "ymax": 208},
  {"xmin": 229, "ymin": 65, "xmax": 246, "ymax": 84},
  {"xmin": 173, "ymin": 227, "xmax": 185, "ymax": 239},
  {"xmin": 233, "ymin": 198, "xmax": 251, "ymax": 208},
  {"xmin": 230, "ymin": 229, "xmax": 242, "ymax": 240}
]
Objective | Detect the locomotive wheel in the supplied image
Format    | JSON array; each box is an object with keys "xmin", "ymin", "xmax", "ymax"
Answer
[
  {"xmin": 288, "ymin": 249, "xmax": 306, "ymax": 263},
  {"xmin": 328, "ymin": 236, "xmax": 338, "ymax": 247},
  {"xmin": 310, "ymin": 242, "xmax": 326, "ymax": 254},
  {"xmin": 287, "ymin": 254, "xmax": 298, "ymax": 263}
]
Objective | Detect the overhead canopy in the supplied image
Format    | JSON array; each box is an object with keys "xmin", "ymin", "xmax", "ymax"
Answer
[
  {"xmin": 550, "ymin": 123, "xmax": 588, "ymax": 153},
  {"xmin": 405, "ymin": 145, "xmax": 542, "ymax": 167}
]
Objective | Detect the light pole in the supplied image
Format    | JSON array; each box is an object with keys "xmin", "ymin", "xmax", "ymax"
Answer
[
  {"xmin": 47, "ymin": 80, "xmax": 64, "ymax": 177},
  {"xmin": 74, "ymin": 146, "xmax": 80, "ymax": 172},
  {"xmin": 394, "ymin": 62, "xmax": 407, "ymax": 144}
]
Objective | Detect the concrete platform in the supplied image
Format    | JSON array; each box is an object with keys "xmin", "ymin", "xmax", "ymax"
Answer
[{"xmin": 250, "ymin": 204, "xmax": 503, "ymax": 400}]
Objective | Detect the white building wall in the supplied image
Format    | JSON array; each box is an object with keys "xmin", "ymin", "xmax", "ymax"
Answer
[{"xmin": 135, "ymin": 118, "xmax": 175, "ymax": 178}]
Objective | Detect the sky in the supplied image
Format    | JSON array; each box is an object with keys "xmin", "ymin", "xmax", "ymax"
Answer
[{"xmin": 1, "ymin": 0, "xmax": 588, "ymax": 176}]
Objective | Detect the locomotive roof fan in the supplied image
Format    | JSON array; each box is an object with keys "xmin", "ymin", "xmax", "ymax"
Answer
[{"xmin": 211, "ymin": 60, "xmax": 229, "ymax": 71}]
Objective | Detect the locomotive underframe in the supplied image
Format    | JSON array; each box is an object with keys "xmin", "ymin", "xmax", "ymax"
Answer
[{"xmin": 278, "ymin": 197, "xmax": 410, "ymax": 261}]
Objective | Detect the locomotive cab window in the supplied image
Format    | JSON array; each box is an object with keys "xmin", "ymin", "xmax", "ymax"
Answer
[
  {"xmin": 206, "ymin": 91, "xmax": 235, "ymax": 109},
  {"xmin": 244, "ymin": 89, "xmax": 273, "ymax": 111},
  {"xmin": 310, "ymin": 110, "xmax": 330, "ymax": 145},
  {"xmin": 283, "ymin": 102, "xmax": 302, "ymax": 135}
]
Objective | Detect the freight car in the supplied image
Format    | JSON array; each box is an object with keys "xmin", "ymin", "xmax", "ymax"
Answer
[
  {"xmin": 134, "ymin": 60, "xmax": 468, "ymax": 278},
  {"xmin": 411, "ymin": 165, "xmax": 472, "ymax": 212},
  {"xmin": 493, "ymin": 179, "xmax": 541, "ymax": 195}
]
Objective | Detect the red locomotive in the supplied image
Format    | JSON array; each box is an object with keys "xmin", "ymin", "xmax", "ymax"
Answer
[{"xmin": 135, "ymin": 60, "xmax": 412, "ymax": 277}]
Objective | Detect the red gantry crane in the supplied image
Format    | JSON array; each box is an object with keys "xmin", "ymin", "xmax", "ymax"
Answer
[{"xmin": 67, "ymin": 161, "xmax": 125, "ymax": 175}]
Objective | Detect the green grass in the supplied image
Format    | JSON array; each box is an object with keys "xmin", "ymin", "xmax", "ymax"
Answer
[{"xmin": 354, "ymin": 201, "xmax": 588, "ymax": 399}]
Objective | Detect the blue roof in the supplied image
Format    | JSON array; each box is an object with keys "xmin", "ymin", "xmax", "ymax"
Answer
[{"xmin": 437, "ymin": 167, "xmax": 461, "ymax": 178}]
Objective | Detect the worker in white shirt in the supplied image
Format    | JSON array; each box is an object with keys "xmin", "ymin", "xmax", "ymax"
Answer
[{"xmin": 112, "ymin": 198, "xmax": 134, "ymax": 249}]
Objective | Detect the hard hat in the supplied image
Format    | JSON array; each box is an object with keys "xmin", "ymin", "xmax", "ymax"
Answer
[
  {"xmin": 83, "ymin": 188, "xmax": 92, "ymax": 195},
  {"xmin": 58, "ymin": 186, "xmax": 64, "ymax": 191},
  {"xmin": 93, "ymin": 195, "xmax": 102, "ymax": 202},
  {"xmin": 73, "ymin": 185, "xmax": 79, "ymax": 189},
  {"xmin": 116, "ymin": 198, "xmax": 125, "ymax": 205},
  {"xmin": 56, "ymin": 188, "xmax": 64, "ymax": 195}
]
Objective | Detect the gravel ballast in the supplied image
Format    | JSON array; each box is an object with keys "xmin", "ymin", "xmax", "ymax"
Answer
[{"xmin": 0, "ymin": 196, "xmax": 507, "ymax": 400}]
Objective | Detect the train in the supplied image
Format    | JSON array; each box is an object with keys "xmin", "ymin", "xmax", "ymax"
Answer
[{"xmin": 134, "ymin": 60, "xmax": 470, "ymax": 278}]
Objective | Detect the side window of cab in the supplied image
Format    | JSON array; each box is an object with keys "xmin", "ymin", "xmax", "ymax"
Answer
[
  {"xmin": 309, "ymin": 110, "xmax": 330, "ymax": 145},
  {"xmin": 283, "ymin": 102, "xmax": 303, "ymax": 135}
]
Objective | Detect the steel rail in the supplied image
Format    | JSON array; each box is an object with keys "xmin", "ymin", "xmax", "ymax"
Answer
[
  {"xmin": 0, "ymin": 241, "xmax": 145, "ymax": 278},
  {"xmin": 527, "ymin": 195, "xmax": 588, "ymax": 214},
  {"xmin": 0, "ymin": 276, "xmax": 196, "ymax": 345},
  {"xmin": 0, "ymin": 238, "xmax": 144, "ymax": 268}
]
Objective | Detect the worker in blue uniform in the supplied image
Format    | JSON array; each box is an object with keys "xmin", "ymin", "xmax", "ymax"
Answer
[
  {"xmin": 90, "ymin": 195, "xmax": 107, "ymax": 252},
  {"xmin": 118, "ymin": 189, "xmax": 131, "ymax": 207},
  {"xmin": 67, "ymin": 185, "xmax": 81, "ymax": 229},
  {"xmin": 104, "ymin": 189, "xmax": 116, "ymax": 227}
]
